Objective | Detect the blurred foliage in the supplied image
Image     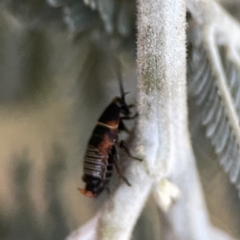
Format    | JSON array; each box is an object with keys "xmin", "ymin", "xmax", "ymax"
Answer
[{"xmin": 187, "ymin": 10, "xmax": 240, "ymax": 239}]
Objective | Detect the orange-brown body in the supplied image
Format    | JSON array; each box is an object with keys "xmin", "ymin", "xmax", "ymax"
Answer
[{"xmin": 79, "ymin": 97, "xmax": 131, "ymax": 197}]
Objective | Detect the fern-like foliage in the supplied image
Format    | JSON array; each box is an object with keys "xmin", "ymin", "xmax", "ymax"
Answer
[
  {"xmin": 1, "ymin": 0, "xmax": 58, "ymax": 28},
  {"xmin": 188, "ymin": 23, "xmax": 240, "ymax": 193},
  {"xmin": 63, "ymin": 1, "xmax": 99, "ymax": 32},
  {"xmin": 47, "ymin": 0, "xmax": 135, "ymax": 37}
]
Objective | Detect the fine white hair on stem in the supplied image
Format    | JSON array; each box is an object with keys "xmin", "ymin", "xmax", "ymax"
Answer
[{"xmin": 66, "ymin": 0, "xmax": 237, "ymax": 239}]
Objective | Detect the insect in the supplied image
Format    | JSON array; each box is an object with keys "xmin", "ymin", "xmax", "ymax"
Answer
[{"xmin": 78, "ymin": 67, "xmax": 141, "ymax": 198}]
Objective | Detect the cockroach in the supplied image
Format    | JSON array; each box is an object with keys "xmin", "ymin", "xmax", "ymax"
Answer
[{"xmin": 78, "ymin": 66, "xmax": 141, "ymax": 198}]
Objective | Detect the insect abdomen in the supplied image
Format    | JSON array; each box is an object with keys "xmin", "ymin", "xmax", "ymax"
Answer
[
  {"xmin": 80, "ymin": 102, "xmax": 125, "ymax": 197},
  {"xmin": 83, "ymin": 144, "xmax": 105, "ymax": 179}
]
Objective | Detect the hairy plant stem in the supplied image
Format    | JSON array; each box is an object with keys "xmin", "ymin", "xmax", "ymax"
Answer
[{"xmin": 97, "ymin": 1, "xmax": 188, "ymax": 239}]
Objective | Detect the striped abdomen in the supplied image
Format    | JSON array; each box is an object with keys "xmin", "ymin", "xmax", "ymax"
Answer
[
  {"xmin": 81, "ymin": 121, "xmax": 118, "ymax": 197},
  {"xmin": 83, "ymin": 144, "xmax": 106, "ymax": 179},
  {"xmin": 84, "ymin": 123, "xmax": 118, "ymax": 176}
]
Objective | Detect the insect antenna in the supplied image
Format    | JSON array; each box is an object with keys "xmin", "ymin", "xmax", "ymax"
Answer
[{"xmin": 115, "ymin": 58, "xmax": 129, "ymax": 103}]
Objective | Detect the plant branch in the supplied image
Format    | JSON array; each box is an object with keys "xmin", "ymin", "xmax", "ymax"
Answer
[
  {"xmin": 66, "ymin": 0, "xmax": 186, "ymax": 239},
  {"xmin": 187, "ymin": 0, "xmax": 240, "ymax": 47}
]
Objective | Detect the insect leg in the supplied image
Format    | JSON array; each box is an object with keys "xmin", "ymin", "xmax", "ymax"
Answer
[
  {"xmin": 119, "ymin": 140, "xmax": 142, "ymax": 161},
  {"xmin": 121, "ymin": 113, "xmax": 138, "ymax": 120},
  {"xmin": 111, "ymin": 146, "xmax": 131, "ymax": 186},
  {"xmin": 118, "ymin": 119, "xmax": 130, "ymax": 133}
]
